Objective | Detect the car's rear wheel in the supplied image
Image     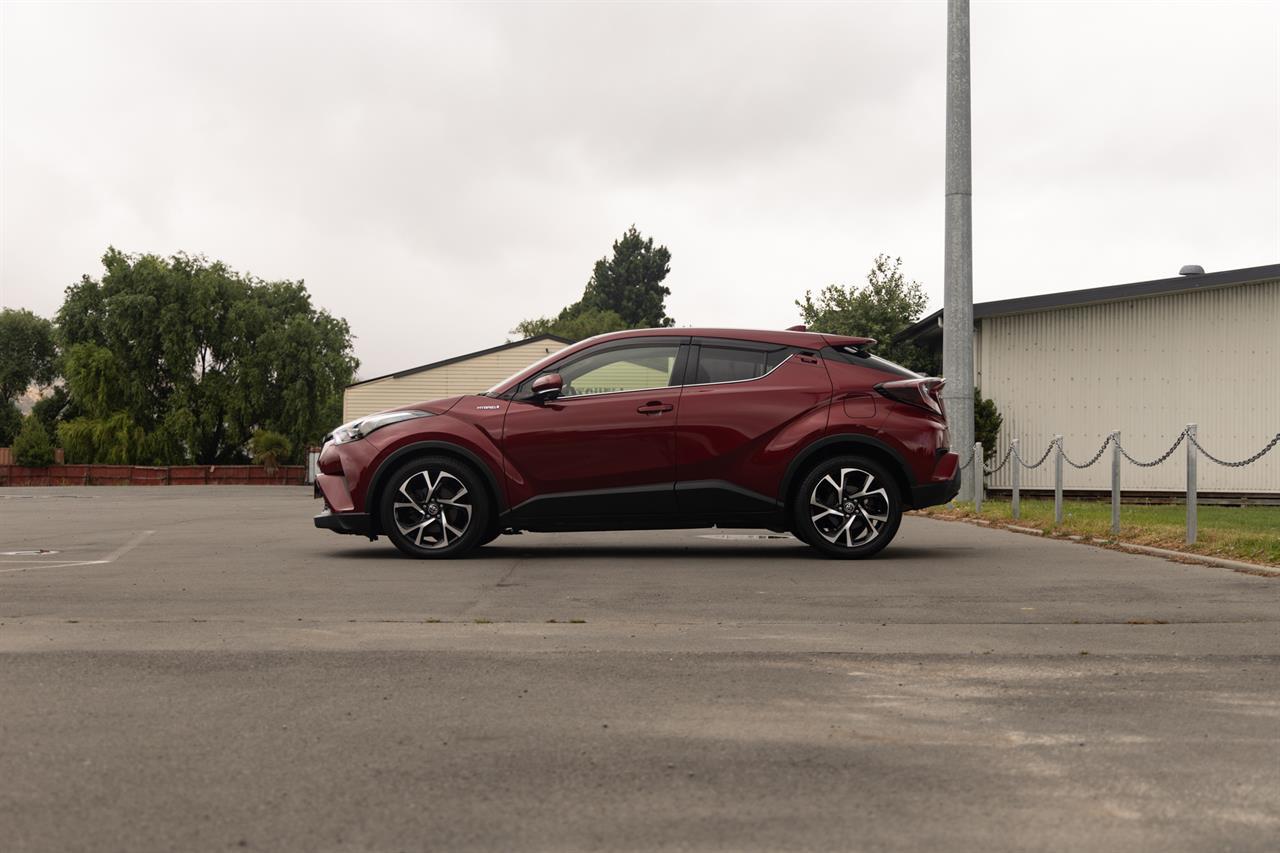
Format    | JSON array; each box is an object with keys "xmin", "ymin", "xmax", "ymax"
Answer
[
  {"xmin": 380, "ymin": 456, "xmax": 490, "ymax": 559},
  {"xmin": 793, "ymin": 456, "xmax": 902, "ymax": 559}
]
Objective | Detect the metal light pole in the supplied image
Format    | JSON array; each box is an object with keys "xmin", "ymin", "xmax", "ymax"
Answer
[{"xmin": 943, "ymin": 0, "xmax": 975, "ymax": 500}]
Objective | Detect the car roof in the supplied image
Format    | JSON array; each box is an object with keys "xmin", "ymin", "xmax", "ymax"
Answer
[
  {"xmin": 580, "ymin": 327, "xmax": 875, "ymax": 350},
  {"xmin": 487, "ymin": 327, "xmax": 877, "ymax": 395}
]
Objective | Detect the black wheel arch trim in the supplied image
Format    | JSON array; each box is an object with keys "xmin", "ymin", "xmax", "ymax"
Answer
[
  {"xmin": 367, "ymin": 441, "xmax": 507, "ymax": 533},
  {"xmin": 779, "ymin": 434, "xmax": 916, "ymax": 507}
]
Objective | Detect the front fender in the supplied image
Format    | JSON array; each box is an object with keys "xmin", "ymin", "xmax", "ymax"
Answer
[{"xmin": 346, "ymin": 414, "xmax": 508, "ymax": 516}]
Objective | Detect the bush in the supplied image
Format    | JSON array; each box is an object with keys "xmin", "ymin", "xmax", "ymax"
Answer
[
  {"xmin": 12, "ymin": 415, "xmax": 56, "ymax": 467},
  {"xmin": 975, "ymin": 388, "xmax": 1004, "ymax": 463},
  {"xmin": 251, "ymin": 430, "xmax": 292, "ymax": 474}
]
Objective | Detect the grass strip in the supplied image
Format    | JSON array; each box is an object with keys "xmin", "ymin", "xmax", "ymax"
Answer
[{"xmin": 918, "ymin": 499, "xmax": 1280, "ymax": 567}]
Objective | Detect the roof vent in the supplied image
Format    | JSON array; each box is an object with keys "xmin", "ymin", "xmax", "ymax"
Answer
[{"xmin": 1179, "ymin": 264, "xmax": 1205, "ymax": 276}]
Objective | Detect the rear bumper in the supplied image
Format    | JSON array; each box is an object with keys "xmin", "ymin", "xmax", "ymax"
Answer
[
  {"xmin": 908, "ymin": 451, "xmax": 961, "ymax": 509},
  {"xmin": 314, "ymin": 510, "xmax": 374, "ymax": 537},
  {"xmin": 909, "ymin": 472, "xmax": 961, "ymax": 509}
]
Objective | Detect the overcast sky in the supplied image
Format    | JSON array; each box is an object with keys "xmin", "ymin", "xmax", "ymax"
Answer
[{"xmin": 2, "ymin": 1, "xmax": 1277, "ymax": 379}]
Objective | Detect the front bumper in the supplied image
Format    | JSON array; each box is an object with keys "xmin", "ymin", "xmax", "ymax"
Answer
[{"xmin": 314, "ymin": 510, "xmax": 374, "ymax": 538}]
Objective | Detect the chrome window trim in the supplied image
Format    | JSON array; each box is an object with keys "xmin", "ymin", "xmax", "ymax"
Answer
[{"xmin": 552, "ymin": 385, "xmax": 681, "ymax": 402}]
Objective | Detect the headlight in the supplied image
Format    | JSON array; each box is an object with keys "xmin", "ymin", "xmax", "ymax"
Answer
[{"xmin": 326, "ymin": 410, "xmax": 432, "ymax": 445}]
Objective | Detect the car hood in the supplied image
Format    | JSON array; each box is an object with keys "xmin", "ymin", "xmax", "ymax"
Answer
[{"xmin": 404, "ymin": 395, "xmax": 465, "ymax": 415}]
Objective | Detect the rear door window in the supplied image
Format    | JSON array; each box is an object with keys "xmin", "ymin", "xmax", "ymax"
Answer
[{"xmin": 694, "ymin": 346, "xmax": 790, "ymax": 384}]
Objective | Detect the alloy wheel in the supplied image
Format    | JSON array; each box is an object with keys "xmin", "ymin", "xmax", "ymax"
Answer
[
  {"xmin": 392, "ymin": 468, "xmax": 473, "ymax": 549},
  {"xmin": 808, "ymin": 466, "xmax": 891, "ymax": 549}
]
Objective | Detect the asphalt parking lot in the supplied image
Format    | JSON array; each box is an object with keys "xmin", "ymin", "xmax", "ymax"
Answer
[{"xmin": 1, "ymin": 487, "xmax": 1278, "ymax": 852}]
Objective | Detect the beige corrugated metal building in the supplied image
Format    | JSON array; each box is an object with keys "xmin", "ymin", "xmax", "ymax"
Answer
[
  {"xmin": 899, "ymin": 264, "xmax": 1280, "ymax": 494},
  {"xmin": 343, "ymin": 335, "xmax": 572, "ymax": 422}
]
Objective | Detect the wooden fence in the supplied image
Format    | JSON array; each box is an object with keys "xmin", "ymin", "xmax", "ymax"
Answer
[{"xmin": 0, "ymin": 464, "xmax": 307, "ymax": 487}]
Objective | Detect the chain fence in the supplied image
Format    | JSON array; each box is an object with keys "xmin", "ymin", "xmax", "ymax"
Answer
[{"xmin": 959, "ymin": 425, "xmax": 1280, "ymax": 544}]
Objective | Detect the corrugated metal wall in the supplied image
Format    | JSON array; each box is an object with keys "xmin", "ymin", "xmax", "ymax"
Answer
[
  {"xmin": 343, "ymin": 339, "xmax": 571, "ymax": 422},
  {"xmin": 979, "ymin": 279, "xmax": 1280, "ymax": 493}
]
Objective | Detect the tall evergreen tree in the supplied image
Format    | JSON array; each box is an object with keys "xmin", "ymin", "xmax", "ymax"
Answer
[{"xmin": 513, "ymin": 226, "xmax": 673, "ymax": 339}]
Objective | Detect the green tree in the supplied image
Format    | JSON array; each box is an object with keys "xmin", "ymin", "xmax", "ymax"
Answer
[
  {"xmin": 0, "ymin": 401, "xmax": 21, "ymax": 447},
  {"xmin": 31, "ymin": 386, "xmax": 74, "ymax": 441},
  {"xmin": 514, "ymin": 226, "xmax": 673, "ymax": 339},
  {"xmin": 512, "ymin": 306, "xmax": 627, "ymax": 341},
  {"xmin": 56, "ymin": 248, "xmax": 358, "ymax": 465},
  {"xmin": 580, "ymin": 225, "xmax": 673, "ymax": 328},
  {"xmin": 796, "ymin": 255, "xmax": 937, "ymax": 374},
  {"xmin": 0, "ymin": 308, "xmax": 57, "ymax": 403},
  {"xmin": 974, "ymin": 388, "xmax": 1004, "ymax": 463},
  {"xmin": 12, "ymin": 414, "xmax": 56, "ymax": 467}
]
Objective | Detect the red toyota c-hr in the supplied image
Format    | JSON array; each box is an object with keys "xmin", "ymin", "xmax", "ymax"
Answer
[{"xmin": 314, "ymin": 327, "xmax": 959, "ymax": 558}]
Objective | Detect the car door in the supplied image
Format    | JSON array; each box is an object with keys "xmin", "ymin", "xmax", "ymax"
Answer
[
  {"xmin": 501, "ymin": 338, "xmax": 689, "ymax": 520},
  {"xmin": 674, "ymin": 338, "xmax": 833, "ymax": 513}
]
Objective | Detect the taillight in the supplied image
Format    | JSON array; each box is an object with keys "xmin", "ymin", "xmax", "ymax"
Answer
[{"xmin": 875, "ymin": 377, "xmax": 947, "ymax": 417}]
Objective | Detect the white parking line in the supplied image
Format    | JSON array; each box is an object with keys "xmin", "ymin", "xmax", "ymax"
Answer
[{"xmin": 0, "ymin": 530, "xmax": 155, "ymax": 574}]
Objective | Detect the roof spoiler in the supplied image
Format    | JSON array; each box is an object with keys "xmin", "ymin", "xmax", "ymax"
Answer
[{"xmin": 820, "ymin": 334, "xmax": 878, "ymax": 352}]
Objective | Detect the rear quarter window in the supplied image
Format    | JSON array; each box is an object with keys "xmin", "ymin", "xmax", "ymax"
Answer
[{"xmin": 823, "ymin": 346, "xmax": 920, "ymax": 379}]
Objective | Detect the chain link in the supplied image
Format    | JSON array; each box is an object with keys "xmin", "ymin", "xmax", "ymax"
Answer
[
  {"xmin": 956, "ymin": 429, "xmax": 1277, "ymax": 476},
  {"xmin": 1186, "ymin": 431, "xmax": 1280, "ymax": 467},
  {"xmin": 982, "ymin": 445, "xmax": 1014, "ymax": 475},
  {"xmin": 1060, "ymin": 433, "xmax": 1114, "ymax": 469},
  {"xmin": 1013, "ymin": 440, "xmax": 1057, "ymax": 470},
  {"xmin": 1115, "ymin": 429, "xmax": 1188, "ymax": 468}
]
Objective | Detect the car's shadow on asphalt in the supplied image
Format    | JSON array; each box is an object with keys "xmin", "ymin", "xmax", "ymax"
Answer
[{"xmin": 324, "ymin": 542, "xmax": 949, "ymax": 561}]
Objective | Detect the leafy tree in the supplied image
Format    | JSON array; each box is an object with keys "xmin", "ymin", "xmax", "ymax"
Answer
[
  {"xmin": 12, "ymin": 414, "xmax": 55, "ymax": 467},
  {"xmin": 58, "ymin": 412, "xmax": 147, "ymax": 465},
  {"xmin": 31, "ymin": 386, "xmax": 74, "ymax": 441},
  {"xmin": 250, "ymin": 430, "xmax": 292, "ymax": 475},
  {"xmin": 0, "ymin": 308, "xmax": 57, "ymax": 403},
  {"xmin": 0, "ymin": 401, "xmax": 21, "ymax": 447},
  {"xmin": 796, "ymin": 255, "xmax": 937, "ymax": 374},
  {"xmin": 56, "ymin": 248, "xmax": 358, "ymax": 464},
  {"xmin": 514, "ymin": 226, "xmax": 673, "ymax": 339},
  {"xmin": 974, "ymin": 388, "xmax": 1004, "ymax": 464}
]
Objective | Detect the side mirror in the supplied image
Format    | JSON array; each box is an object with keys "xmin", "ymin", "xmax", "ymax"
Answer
[{"xmin": 530, "ymin": 373, "xmax": 564, "ymax": 402}]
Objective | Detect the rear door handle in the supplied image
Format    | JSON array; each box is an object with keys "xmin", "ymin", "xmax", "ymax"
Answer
[{"xmin": 637, "ymin": 401, "xmax": 674, "ymax": 415}]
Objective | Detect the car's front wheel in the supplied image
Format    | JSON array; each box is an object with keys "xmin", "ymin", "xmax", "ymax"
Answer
[
  {"xmin": 793, "ymin": 456, "xmax": 902, "ymax": 558},
  {"xmin": 380, "ymin": 456, "xmax": 491, "ymax": 559}
]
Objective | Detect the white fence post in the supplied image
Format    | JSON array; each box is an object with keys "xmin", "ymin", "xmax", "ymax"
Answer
[
  {"xmin": 1010, "ymin": 438, "xmax": 1020, "ymax": 520},
  {"xmin": 1053, "ymin": 435, "xmax": 1064, "ymax": 526},
  {"xmin": 1110, "ymin": 431, "xmax": 1121, "ymax": 536},
  {"xmin": 1186, "ymin": 424, "xmax": 1197, "ymax": 545},
  {"xmin": 973, "ymin": 442, "xmax": 983, "ymax": 512}
]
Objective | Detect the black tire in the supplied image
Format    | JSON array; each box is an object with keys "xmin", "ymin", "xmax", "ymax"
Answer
[
  {"xmin": 792, "ymin": 455, "xmax": 902, "ymax": 559},
  {"xmin": 380, "ymin": 455, "xmax": 491, "ymax": 559}
]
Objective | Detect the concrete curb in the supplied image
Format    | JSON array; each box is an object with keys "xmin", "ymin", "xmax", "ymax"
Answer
[
  {"xmin": 920, "ymin": 513, "xmax": 1280, "ymax": 578},
  {"xmin": 1110, "ymin": 541, "xmax": 1280, "ymax": 577}
]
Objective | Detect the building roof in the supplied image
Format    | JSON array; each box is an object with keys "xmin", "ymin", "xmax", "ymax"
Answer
[
  {"xmin": 346, "ymin": 334, "xmax": 574, "ymax": 389},
  {"xmin": 898, "ymin": 262, "xmax": 1280, "ymax": 344}
]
